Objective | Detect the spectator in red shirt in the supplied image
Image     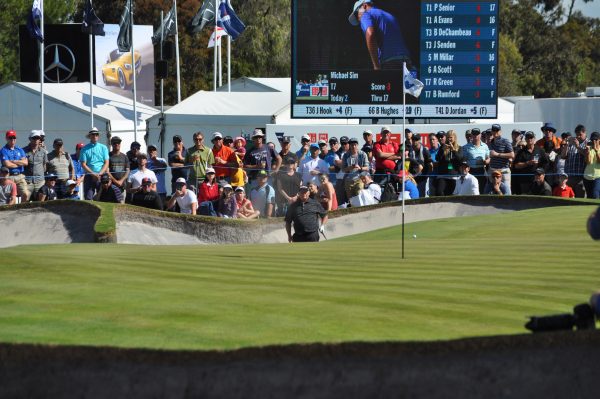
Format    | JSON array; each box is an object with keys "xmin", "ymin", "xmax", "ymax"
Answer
[
  {"xmin": 197, "ymin": 167, "xmax": 219, "ymax": 203},
  {"xmin": 552, "ymin": 173, "xmax": 575, "ymax": 198},
  {"xmin": 373, "ymin": 126, "xmax": 401, "ymax": 181}
]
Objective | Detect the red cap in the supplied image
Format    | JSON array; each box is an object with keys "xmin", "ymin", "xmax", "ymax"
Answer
[
  {"xmin": 6, "ymin": 130, "xmax": 16, "ymax": 139},
  {"xmin": 76, "ymin": 142, "xmax": 85, "ymax": 150}
]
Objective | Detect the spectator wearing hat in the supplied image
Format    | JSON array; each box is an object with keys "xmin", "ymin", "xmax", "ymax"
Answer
[
  {"xmin": 63, "ymin": 180, "xmax": 80, "ymax": 200},
  {"xmin": 583, "ymin": 132, "xmax": 600, "ymax": 199},
  {"xmin": 80, "ymin": 127, "xmax": 110, "ymax": 200},
  {"xmin": 197, "ymin": 167, "xmax": 219, "ymax": 204},
  {"xmin": 278, "ymin": 136, "xmax": 298, "ymax": 166},
  {"xmin": 561, "ymin": 124, "xmax": 589, "ymax": 197},
  {"xmin": 317, "ymin": 173, "xmax": 338, "ymax": 211},
  {"xmin": 513, "ymin": 131, "xmax": 549, "ymax": 195},
  {"xmin": 511, "ymin": 129, "xmax": 524, "ymax": 153},
  {"xmin": 233, "ymin": 136, "xmax": 247, "ymax": 156},
  {"xmin": 484, "ymin": 170, "xmax": 510, "ymax": 195},
  {"xmin": 250, "ymin": 170, "xmax": 276, "ymax": 218},
  {"xmin": 70, "ymin": 142, "xmax": 86, "ymax": 199},
  {"xmin": 373, "ymin": 126, "xmax": 401, "ymax": 182},
  {"xmin": 47, "ymin": 138, "xmax": 75, "ymax": 199},
  {"xmin": 488, "ymin": 124, "xmax": 514, "ymax": 195},
  {"xmin": 23, "ymin": 130, "xmax": 48, "ymax": 201},
  {"xmin": 37, "ymin": 174, "xmax": 58, "ymax": 202},
  {"xmin": 465, "ymin": 129, "xmax": 473, "ymax": 145},
  {"xmin": 434, "ymin": 130, "xmax": 463, "ymax": 196},
  {"xmin": 131, "ymin": 177, "xmax": 163, "ymax": 210},
  {"xmin": 553, "ymin": 173, "xmax": 575, "ymax": 198},
  {"xmin": 166, "ymin": 178, "xmax": 198, "ymax": 215},
  {"xmin": 127, "ymin": 153, "xmax": 158, "ymax": 201},
  {"xmin": 321, "ymin": 138, "xmax": 340, "ymax": 185},
  {"xmin": 184, "ymin": 131, "xmax": 216, "ymax": 189},
  {"xmin": 217, "ymin": 184, "xmax": 238, "ymax": 218},
  {"xmin": 107, "ymin": 136, "xmax": 129, "ymax": 199},
  {"xmin": 410, "ymin": 134, "xmax": 433, "ymax": 197},
  {"xmin": 296, "ymin": 134, "xmax": 312, "ymax": 162},
  {"xmin": 126, "ymin": 141, "xmax": 142, "ymax": 172},
  {"xmin": 336, "ymin": 136, "xmax": 350, "ymax": 158},
  {"xmin": 235, "ymin": 187, "xmax": 260, "ymax": 219},
  {"xmin": 300, "ymin": 144, "xmax": 329, "ymax": 187},
  {"xmin": 362, "ymin": 130, "xmax": 374, "ymax": 152},
  {"xmin": 527, "ymin": 168, "xmax": 552, "ymax": 196},
  {"xmin": 342, "ymin": 137, "xmax": 370, "ymax": 200},
  {"xmin": 146, "ymin": 144, "xmax": 168, "ymax": 203},
  {"xmin": 243, "ymin": 129, "xmax": 281, "ymax": 185},
  {"xmin": 536, "ymin": 122, "xmax": 562, "ymax": 150},
  {"xmin": 436, "ymin": 131, "xmax": 447, "ymax": 146},
  {"xmin": 461, "ymin": 128, "xmax": 489, "ymax": 194},
  {"xmin": 275, "ymin": 157, "xmax": 302, "ymax": 217},
  {"xmin": 285, "ymin": 185, "xmax": 328, "ymax": 243},
  {"xmin": 211, "ymin": 132, "xmax": 238, "ymax": 182},
  {"xmin": 1, "ymin": 130, "xmax": 29, "ymax": 202},
  {"xmin": 452, "ymin": 162, "xmax": 479, "ymax": 196},
  {"xmin": 94, "ymin": 173, "xmax": 124, "ymax": 203},
  {"xmin": 0, "ymin": 166, "xmax": 17, "ymax": 206},
  {"xmin": 167, "ymin": 135, "xmax": 188, "ymax": 194}
]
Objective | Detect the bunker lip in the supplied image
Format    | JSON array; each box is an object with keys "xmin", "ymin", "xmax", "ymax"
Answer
[{"xmin": 0, "ymin": 196, "xmax": 593, "ymax": 247}]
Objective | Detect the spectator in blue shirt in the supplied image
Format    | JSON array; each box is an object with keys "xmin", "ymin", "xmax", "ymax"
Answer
[
  {"xmin": 0, "ymin": 130, "xmax": 29, "ymax": 202},
  {"xmin": 79, "ymin": 127, "xmax": 109, "ymax": 200}
]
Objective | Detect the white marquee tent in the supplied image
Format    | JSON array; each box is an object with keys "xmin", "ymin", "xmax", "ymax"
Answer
[{"xmin": 0, "ymin": 82, "xmax": 159, "ymax": 151}]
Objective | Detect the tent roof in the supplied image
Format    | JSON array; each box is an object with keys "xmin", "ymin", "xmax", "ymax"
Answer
[
  {"xmin": 216, "ymin": 77, "xmax": 290, "ymax": 93},
  {"xmin": 12, "ymin": 82, "xmax": 158, "ymax": 123},
  {"xmin": 164, "ymin": 90, "xmax": 290, "ymax": 117}
]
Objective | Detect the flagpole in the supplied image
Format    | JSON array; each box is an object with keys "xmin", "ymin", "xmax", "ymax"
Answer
[
  {"xmin": 227, "ymin": 35, "xmax": 231, "ymax": 92},
  {"xmin": 401, "ymin": 62, "xmax": 406, "ymax": 260},
  {"xmin": 213, "ymin": 0, "xmax": 218, "ymax": 91},
  {"xmin": 89, "ymin": 33, "xmax": 94, "ymax": 128},
  {"xmin": 218, "ymin": 38, "xmax": 223, "ymax": 87},
  {"xmin": 40, "ymin": 0, "xmax": 44, "ymax": 131},
  {"xmin": 130, "ymin": 0, "xmax": 138, "ymax": 142},
  {"xmin": 173, "ymin": 0, "xmax": 181, "ymax": 103},
  {"xmin": 160, "ymin": 10, "xmax": 164, "ymax": 116}
]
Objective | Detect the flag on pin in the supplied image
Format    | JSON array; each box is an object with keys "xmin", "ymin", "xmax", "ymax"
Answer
[{"xmin": 403, "ymin": 64, "xmax": 424, "ymax": 98}]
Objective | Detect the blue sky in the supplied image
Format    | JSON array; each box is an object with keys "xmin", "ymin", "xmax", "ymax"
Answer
[{"xmin": 570, "ymin": 0, "xmax": 600, "ymax": 18}]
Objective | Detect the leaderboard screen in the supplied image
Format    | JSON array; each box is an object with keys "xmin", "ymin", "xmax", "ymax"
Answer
[{"xmin": 291, "ymin": 0, "xmax": 498, "ymax": 119}]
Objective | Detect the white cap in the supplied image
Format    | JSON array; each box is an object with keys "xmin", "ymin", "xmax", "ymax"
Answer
[
  {"xmin": 212, "ymin": 132, "xmax": 223, "ymax": 140},
  {"xmin": 87, "ymin": 127, "xmax": 100, "ymax": 137},
  {"xmin": 29, "ymin": 130, "xmax": 44, "ymax": 139},
  {"xmin": 380, "ymin": 126, "xmax": 391, "ymax": 133},
  {"xmin": 363, "ymin": 129, "xmax": 373, "ymax": 135},
  {"xmin": 222, "ymin": 183, "xmax": 233, "ymax": 189},
  {"xmin": 234, "ymin": 186, "xmax": 244, "ymax": 193},
  {"xmin": 252, "ymin": 128, "xmax": 264, "ymax": 138},
  {"xmin": 301, "ymin": 134, "xmax": 311, "ymax": 141},
  {"xmin": 175, "ymin": 177, "xmax": 186, "ymax": 184},
  {"xmin": 206, "ymin": 167, "xmax": 216, "ymax": 174},
  {"xmin": 348, "ymin": 0, "xmax": 371, "ymax": 26},
  {"xmin": 66, "ymin": 179, "xmax": 77, "ymax": 186}
]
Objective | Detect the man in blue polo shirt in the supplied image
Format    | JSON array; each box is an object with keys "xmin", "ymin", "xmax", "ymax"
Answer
[
  {"xmin": 348, "ymin": 0, "xmax": 412, "ymax": 70},
  {"xmin": 488, "ymin": 124, "xmax": 514, "ymax": 195},
  {"xmin": 0, "ymin": 130, "xmax": 29, "ymax": 202},
  {"xmin": 79, "ymin": 127, "xmax": 109, "ymax": 200}
]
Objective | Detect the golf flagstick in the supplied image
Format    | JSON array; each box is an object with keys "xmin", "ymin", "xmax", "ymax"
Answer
[{"xmin": 401, "ymin": 62, "xmax": 406, "ymax": 260}]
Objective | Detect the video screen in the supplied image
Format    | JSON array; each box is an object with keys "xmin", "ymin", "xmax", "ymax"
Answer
[{"xmin": 291, "ymin": 0, "xmax": 499, "ymax": 119}]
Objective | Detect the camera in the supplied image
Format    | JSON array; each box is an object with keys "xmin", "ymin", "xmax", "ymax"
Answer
[{"xmin": 525, "ymin": 303, "xmax": 596, "ymax": 333}]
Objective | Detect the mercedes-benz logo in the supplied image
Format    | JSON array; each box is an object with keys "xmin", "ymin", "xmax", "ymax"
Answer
[{"xmin": 44, "ymin": 43, "xmax": 76, "ymax": 83}]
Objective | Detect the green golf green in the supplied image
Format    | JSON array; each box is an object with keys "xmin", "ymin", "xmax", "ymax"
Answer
[{"xmin": 0, "ymin": 205, "xmax": 597, "ymax": 351}]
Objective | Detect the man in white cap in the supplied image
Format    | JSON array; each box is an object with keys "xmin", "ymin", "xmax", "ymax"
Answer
[
  {"xmin": 166, "ymin": 177, "xmax": 198, "ymax": 215},
  {"xmin": 80, "ymin": 127, "xmax": 109, "ymax": 200},
  {"xmin": 23, "ymin": 130, "xmax": 48, "ymax": 201},
  {"xmin": 348, "ymin": 1, "xmax": 411, "ymax": 70},
  {"xmin": 243, "ymin": 128, "xmax": 281, "ymax": 185},
  {"xmin": 295, "ymin": 134, "xmax": 312, "ymax": 162}
]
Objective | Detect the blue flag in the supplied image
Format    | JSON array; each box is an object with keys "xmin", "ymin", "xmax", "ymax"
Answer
[
  {"xmin": 27, "ymin": 0, "xmax": 44, "ymax": 43},
  {"xmin": 403, "ymin": 64, "xmax": 424, "ymax": 98},
  {"xmin": 82, "ymin": 0, "xmax": 105, "ymax": 36},
  {"xmin": 218, "ymin": 0, "xmax": 245, "ymax": 40}
]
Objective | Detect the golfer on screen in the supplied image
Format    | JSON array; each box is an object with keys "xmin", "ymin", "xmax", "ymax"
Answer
[{"xmin": 348, "ymin": 0, "xmax": 412, "ymax": 70}]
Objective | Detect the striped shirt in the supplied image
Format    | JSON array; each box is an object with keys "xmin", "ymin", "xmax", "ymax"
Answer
[
  {"xmin": 489, "ymin": 137, "xmax": 513, "ymax": 169},
  {"xmin": 564, "ymin": 139, "xmax": 589, "ymax": 176}
]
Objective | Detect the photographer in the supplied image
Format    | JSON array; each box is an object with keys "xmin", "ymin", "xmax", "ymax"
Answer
[{"xmin": 434, "ymin": 130, "xmax": 463, "ymax": 196}]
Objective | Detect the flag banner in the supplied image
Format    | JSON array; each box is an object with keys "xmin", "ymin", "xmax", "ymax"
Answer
[
  {"xmin": 27, "ymin": 0, "xmax": 44, "ymax": 43},
  {"xmin": 189, "ymin": 0, "xmax": 245, "ymax": 40},
  {"xmin": 403, "ymin": 64, "xmax": 424, "ymax": 98},
  {"xmin": 207, "ymin": 27, "xmax": 227, "ymax": 48},
  {"xmin": 188, "ymin": 0, "xmax": 215, "ymax": 34},
  {"xmin": 152, "ymin": 4, "xmax": 177, "ymax": 45},
  {"xmin": 82, "ymin": 0, "xmax": 105, "ymax": 36},
  {"xmin": 117, "ymin": 0, "xmax": 133, "ymax": 52}
]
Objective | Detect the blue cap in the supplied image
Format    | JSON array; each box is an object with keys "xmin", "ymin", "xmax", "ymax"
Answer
[
  {"xmin": 491, "ymin": 124, "xmax": 501, "ymax": 131},
  {"xmin": 310, "ymin": 143, "xmax": 320, "ymax": 150},
  {"xmin": 542, "ymin": 122, "xmax": 556, "ymax": 133}
]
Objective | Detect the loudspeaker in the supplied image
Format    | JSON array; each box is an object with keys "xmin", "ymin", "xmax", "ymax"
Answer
[
  {"xmin": 156, "ymin": 60, "xmax": 168, "ymax": 79},
  {"xmin": 162, "ymin": 41, "xmax": 175, "ymax": 60}
]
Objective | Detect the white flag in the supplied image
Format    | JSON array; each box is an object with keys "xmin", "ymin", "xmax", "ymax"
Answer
[
  {"xmin": 403, "ymin": 64, "xmax": 424, "ymax": 98},
  {"xmin": 207, "ymin": 27, "xmax": 228, "ymax": 48}
]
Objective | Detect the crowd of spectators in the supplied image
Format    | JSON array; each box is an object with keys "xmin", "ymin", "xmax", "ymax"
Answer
[{"xmin": 2, "ymin": 123, "xmax": 599, "ymax": 220}]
